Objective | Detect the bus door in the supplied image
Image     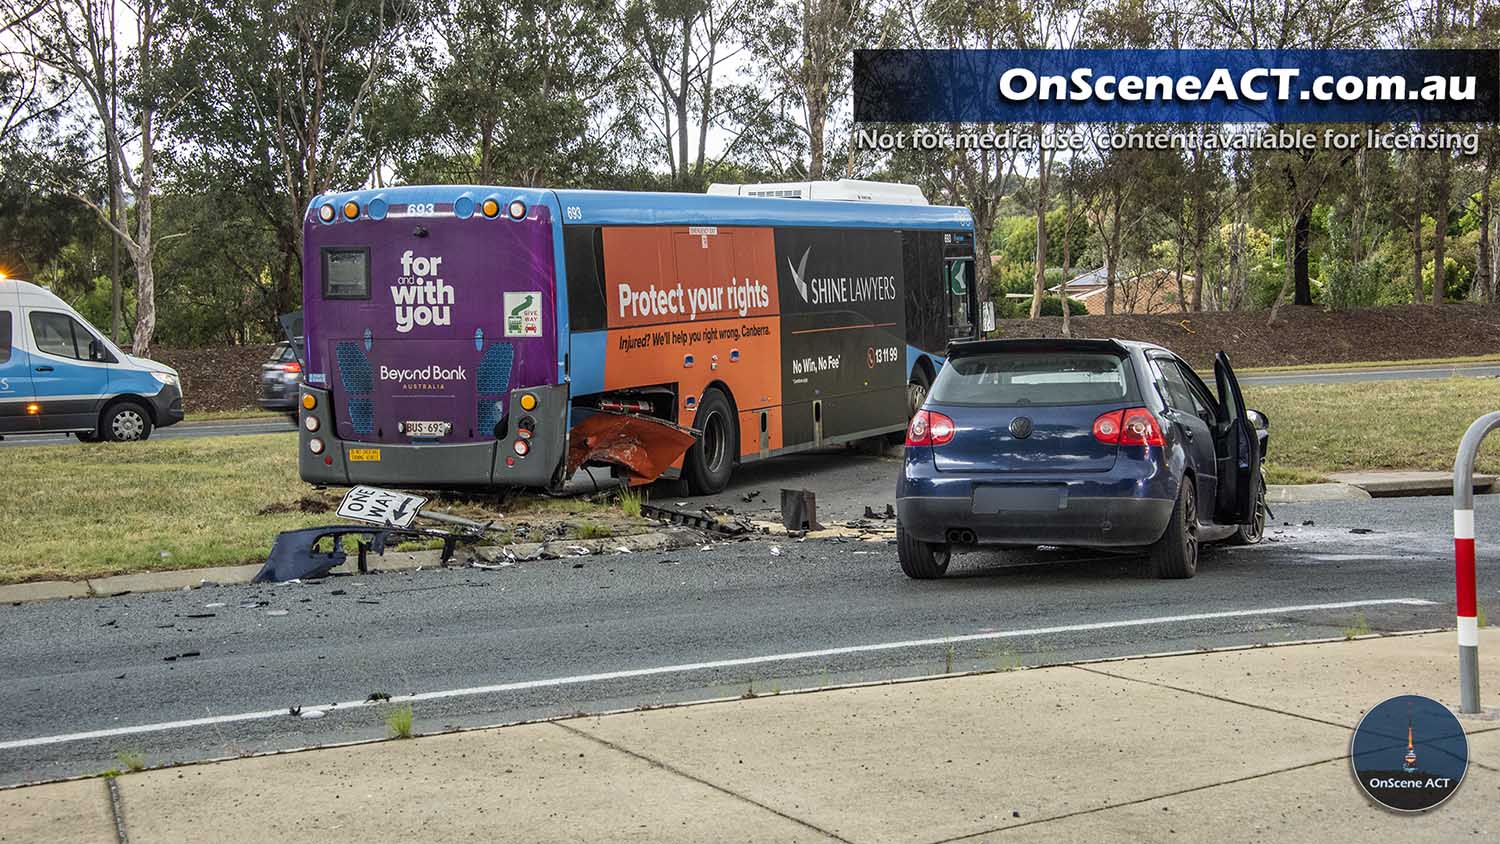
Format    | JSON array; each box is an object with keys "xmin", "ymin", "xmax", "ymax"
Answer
[{"xmin": 943, "ymin": 238, "xmax": 976, "ymax": 341}]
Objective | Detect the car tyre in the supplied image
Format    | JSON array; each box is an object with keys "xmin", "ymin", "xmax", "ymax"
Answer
[
  {"xmin": 102, "ymin": 401, "xmax": 153, "ymax": 443},
  {"xmin": 897, "ymin": 523, "xmax": 951, "ymax": 579},
  {"xmin": 684, "ymin": 387, "xmax": 736, "ymax": 495},
  {"xmin": 1228, "ymin": 472, "xmax": 1267, "ymax": 546},
  {"xmin": 1149, "ymin": 482, "xmax": 1199, "ymax": 579}
]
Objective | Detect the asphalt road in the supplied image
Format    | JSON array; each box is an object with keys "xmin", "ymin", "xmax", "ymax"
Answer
[
  {"xmin": 1233, "ymin": 360, "xmax": 1500, "ymax": 386},
  {"xmin": 0, "ymin": 490, "xmax": 1491, "ymax": 787}
]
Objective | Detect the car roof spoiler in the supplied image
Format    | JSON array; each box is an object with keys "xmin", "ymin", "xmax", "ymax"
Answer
[{"xmin": 945, "ymin": 337, "xmax": 1132, "ymax": 359}]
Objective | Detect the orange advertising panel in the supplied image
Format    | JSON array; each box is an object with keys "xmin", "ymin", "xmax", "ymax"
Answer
[
  {"xmin": 602, "ymin": 226, "xmax": 779, "ymax": 328},
  {"xmin": 602, "ymin": 226, "xmax": 785, "ymax": 455}
]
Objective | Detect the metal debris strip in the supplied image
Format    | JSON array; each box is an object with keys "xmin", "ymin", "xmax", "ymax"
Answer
[{"xmin": 641, "ymin": 503, "xmax": 756, "ymax": 536}]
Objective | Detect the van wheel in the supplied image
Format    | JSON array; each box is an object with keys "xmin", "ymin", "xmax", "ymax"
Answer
[
  {"xmin": 684, "ymin": 388, "xmax": 736, "ymax": 495},
  {"xmin": 897, "ymin": 524, "xmax": 950, "ymax": 579},
  {"xmin": 1149, "ymin": 482, "xmax": 1198, "ymax": 579},
  {"xmin": 1229, "ymin": 473, "xmax": 1267, "ymax": 546},
  {"xmin": 103, "ymin": 402, "xmax": 153, "ymax": 442}
]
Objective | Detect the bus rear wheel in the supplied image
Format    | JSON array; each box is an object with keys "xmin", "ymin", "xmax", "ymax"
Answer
[{"xmin": 685, "ymin": 388, "xmax": 736, "ymax": 495}]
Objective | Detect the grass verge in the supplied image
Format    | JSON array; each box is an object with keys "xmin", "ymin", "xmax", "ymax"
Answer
[
  {"xmin": 1, "ymin": 433, "xmax": 649, "ymax": 584},
  {"xmin": 1245, "ymin": 376, "xmax": 1500, "ymax": 482}
]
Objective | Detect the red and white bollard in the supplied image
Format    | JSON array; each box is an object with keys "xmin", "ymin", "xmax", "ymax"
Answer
[{"xmin": 1453, "ymin": 412, "xmax": 1500, "ymax": 714}]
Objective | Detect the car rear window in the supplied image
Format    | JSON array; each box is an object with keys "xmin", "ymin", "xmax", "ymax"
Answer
[{"xmin": 929, "ymin": 352, "xmax": 1138, "ymax": 406}]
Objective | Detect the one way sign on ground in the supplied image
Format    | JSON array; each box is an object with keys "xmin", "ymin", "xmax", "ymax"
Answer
[{"xmin": 336, "ymin": 485, "xmax": 429, "ymax": 529}]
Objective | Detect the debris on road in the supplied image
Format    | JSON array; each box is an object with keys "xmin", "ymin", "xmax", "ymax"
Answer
[
  {"xmin": 862, "ymin": 504, "xmax": 896, "ymax": 520},
  {"xmin": 780, "ymin": 488, "xmax": 823, "ymax": 531}
]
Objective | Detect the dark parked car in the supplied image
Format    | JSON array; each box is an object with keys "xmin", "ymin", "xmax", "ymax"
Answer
[
  {"xmin": 897, "ymin": 338, "xmax": 1268, "ymax": 580},
  {"xmin": 256, "ymin": 339, "xmax": 303, "ymax": 415}
]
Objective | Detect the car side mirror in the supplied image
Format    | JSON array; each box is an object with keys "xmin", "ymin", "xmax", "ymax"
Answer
[
  {"xmin": 88, "ymin": 340, "xmax": 103, "ymax": 361},
  {"xmin": 1246, "ymin": 409, "xmax": 1268, "ymax": 430}
]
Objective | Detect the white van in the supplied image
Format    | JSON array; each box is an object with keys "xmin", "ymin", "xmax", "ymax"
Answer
[{"xmin": 0, "ymin": 278, "xmax": 183, "ymax": 441}]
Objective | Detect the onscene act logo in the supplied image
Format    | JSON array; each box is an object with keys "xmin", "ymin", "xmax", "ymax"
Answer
[{"xmin": 1351, "ymin": 694, "xmax": 1468, "ymax": 812}]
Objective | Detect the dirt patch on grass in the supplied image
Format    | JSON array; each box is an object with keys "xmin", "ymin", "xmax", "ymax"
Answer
[
  {"xmin": 256, "ymin": 495, "xmax": 337, "ymax": 516},
  {"xmin": 150, "ymin": 345, "xmax": 277, "ymax": 415},
  {"xmin": 994, "ymin": 302, "xmax": 1500, "ymax": 369}
]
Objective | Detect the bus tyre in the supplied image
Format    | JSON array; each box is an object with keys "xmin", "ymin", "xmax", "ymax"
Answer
[
  {"xmin": 906, "ymin": 365, "xmax": 931, "ymax": 420},
  {"xmin": 897, "ymin": 524, "xmax": 950, "ymax": 579},
  {"xmin": 102, "ymin": 401, "xmax": 153, "ymax": 443},
  {"xmin": 684, "ymin": 388, "xmax": 736, "ymax": 495},
  {"xmin": 1149, "ymin": 482, "xmax": 1198, "ymax": 579}
]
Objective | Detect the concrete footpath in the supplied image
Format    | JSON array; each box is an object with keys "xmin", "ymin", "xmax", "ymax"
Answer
[{"xmin": 5, "ymin": 632, "xmax": 1499, "ymax": 843}]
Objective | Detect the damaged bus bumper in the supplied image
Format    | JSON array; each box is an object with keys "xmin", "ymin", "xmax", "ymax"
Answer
[{"xmin": 298, "ymin": 383, "xmax": 570, "ymax": 487}]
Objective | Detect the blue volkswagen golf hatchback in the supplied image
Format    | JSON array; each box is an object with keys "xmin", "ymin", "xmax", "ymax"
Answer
[{"xmin": 897, "ymin": 338, "xmax": 1268, "ymax": 580}]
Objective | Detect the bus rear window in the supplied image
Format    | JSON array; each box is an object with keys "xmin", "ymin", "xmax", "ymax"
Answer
[
  {"xmin": 930, "ymin": 352, "xmax": 1137, "ymax": 406},
  {"xmin": 323, "ymin": 248, "xmax": 370, "ymax": 299}
]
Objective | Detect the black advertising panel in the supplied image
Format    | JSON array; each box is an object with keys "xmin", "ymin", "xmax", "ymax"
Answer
[{"xmin": 774, "ymin": 227, "xmax": 907, "ymax": 440}]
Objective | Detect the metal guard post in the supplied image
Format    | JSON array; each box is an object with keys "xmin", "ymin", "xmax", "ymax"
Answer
[{"xmin": 1454, "ymin": 411, "xmax": 1500, "ymax": 714}]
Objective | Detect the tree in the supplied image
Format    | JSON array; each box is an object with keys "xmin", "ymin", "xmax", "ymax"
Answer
[
  {"xmin": 748, "ymin": 0, "xmax": 889, "ymax": 180},
  {"xmin": 13, "ymin": 0, "xmax": 180, "ymax": 353},
  {"xmin": 425, "ymin": 0, "xmax": 631, "ymax": 187},
  {"xmin": 168, "ymin": 0, "xmax": 419, "ymax": 318},
  {"xmin": 621, "ymin": 0, "xmax": 758, "ymax": 187}
]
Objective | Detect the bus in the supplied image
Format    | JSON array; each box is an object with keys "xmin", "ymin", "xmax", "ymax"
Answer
[{"xmin": 297, "ymin": 181, "xmax": 977, "ymax": 494}]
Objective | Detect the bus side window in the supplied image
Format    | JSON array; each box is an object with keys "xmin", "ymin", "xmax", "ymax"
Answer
[
  {"xmin": 0, "ymin": 311, "xmax": 10, "ymax": 364},
  {"xmin": 564, "ymin": 225, "xmax": 608, "ymax": 332}
]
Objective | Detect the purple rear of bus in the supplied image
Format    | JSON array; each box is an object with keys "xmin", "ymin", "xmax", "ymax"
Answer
[{"xmin": 298, "ymin": 187, "xmax": 569, "ymax": 488}]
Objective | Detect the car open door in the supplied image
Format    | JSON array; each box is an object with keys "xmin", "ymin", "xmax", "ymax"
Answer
[{"xmin": 1212, "ymin": 351, "xmax": 1260, "ymax": 524}]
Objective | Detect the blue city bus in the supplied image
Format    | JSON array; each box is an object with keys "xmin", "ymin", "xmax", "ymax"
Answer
[{"xmin": 298, "ymin": 184, "xmax": 977, "ymax": 494}]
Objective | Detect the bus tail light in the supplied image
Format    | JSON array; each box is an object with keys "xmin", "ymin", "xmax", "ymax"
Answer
[
  {"xmin": 302, "ymin": 394, "xmax": 317, "ymax": 411},
  {"xmin": 506, "ymin": 199, "xmax": 526, "ymax": 220},
  {"xmin": 308, "ymin": 437, "xmax": 325, "ymax": 454},
  {"xmin": 906, "ymin": 410, "xmax": 955, "ymax": 447},
  {"xmin": 318, "ymin": 203, "xmax": 336, "ymax": 223},
  {"xmin": 518, "ymin": 393, "xmax": 537, "ymax": 411},
  {"xmin": 481, "ymin": 198, "xmax": 500, "ymax": 218},
  {"xmin": 513, "ymin": 439, "xmax": 530, "ymax": 456},
  {"xmin": 342, "ymin": 201, "xmax": 360, "ymax": 220},
  {"xmin": 304, "ymin": 415, "xmax": 319, "ymax": 432}
]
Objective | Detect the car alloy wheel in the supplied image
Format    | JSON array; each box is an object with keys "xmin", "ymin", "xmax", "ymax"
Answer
[{"xmin": 1182, "ymin": 483, "xmax": 1199, "ymax": 565}]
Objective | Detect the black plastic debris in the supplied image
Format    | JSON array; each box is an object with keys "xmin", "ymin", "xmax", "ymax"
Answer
[
  {"xmin": 254, "ymin": 525, "xmax": 466, "ymax": 583},
  {"xmin": 862, "ymin": 504, "xmax": 896, "ymax": 520},
  {"xmin": 366, "ymin": 692, "xmax": 391, "ymax": 703},
  {"xmin": 781, "ymin": 488, "xmax": 823, "ymax": 531}
]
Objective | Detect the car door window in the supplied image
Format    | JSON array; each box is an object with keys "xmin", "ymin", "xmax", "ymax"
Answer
[
  {"xmin": 1152, "ymin": 357, "xmax": 1197, "ymax": 412},
  {"xmin": 1171, "ymin": 362, "xmax": 1217, "ymax": 421},
  {"xmin": 30, "ymin": 311, "xmax": 82, "ymax": 359},
  {"xmin": 0, "ymin": 311, "xmax": 11, "ymax": 363}
]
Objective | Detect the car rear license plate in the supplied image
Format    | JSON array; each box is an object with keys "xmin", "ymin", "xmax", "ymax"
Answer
[
  {"xmin": 972, "ymin": 485, "xmax": 1068, "ymax": 514},
  {"xmin": 403, "ymin": 421, "xmax": 451, "ymax": 438}
]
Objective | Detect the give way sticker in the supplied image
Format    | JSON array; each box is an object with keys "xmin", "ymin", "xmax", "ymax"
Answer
[{"xmin": 336, "ymin": 485, "xmax": 429, "ymax": 529}]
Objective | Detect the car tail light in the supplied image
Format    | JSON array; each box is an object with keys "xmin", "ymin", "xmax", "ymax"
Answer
[
  {"xmin": 279, "ymin": 361, "xmax": 302, "ymax": 374},
  {"xmin": 1094, "ymin": 407, "xmax": 1164, "ymax": 446},
  {"xmin": 906, "ymin": 410, "xmax": 956, "ymax": 446}
]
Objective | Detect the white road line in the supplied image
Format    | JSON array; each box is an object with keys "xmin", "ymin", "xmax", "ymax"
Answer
[{"xmin": 0, "ymin": 597, "xmax": 1437, "ymax": 751}]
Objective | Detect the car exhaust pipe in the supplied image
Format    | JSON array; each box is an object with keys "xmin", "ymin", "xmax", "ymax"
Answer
[{"xmin": 946, "ymin": 528, "xmax": 977, "ymax": 545}]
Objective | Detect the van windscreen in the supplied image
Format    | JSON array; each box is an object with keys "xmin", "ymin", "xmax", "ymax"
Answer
[{"xmin": 929, "ymin": 352, "xmax": 1137, "ymax": 406}]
